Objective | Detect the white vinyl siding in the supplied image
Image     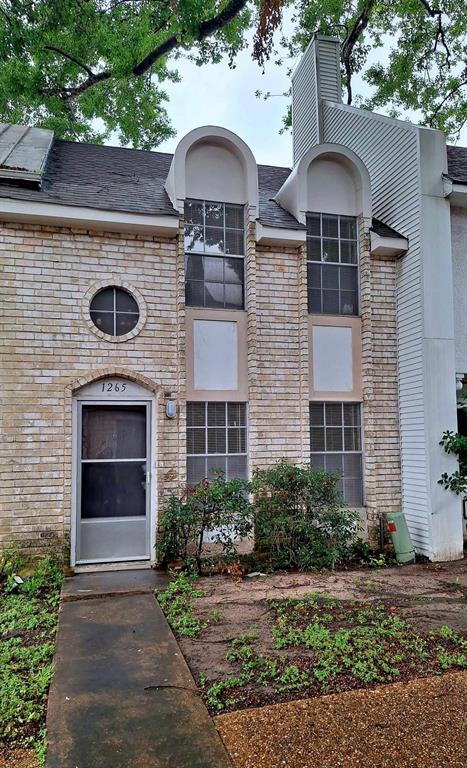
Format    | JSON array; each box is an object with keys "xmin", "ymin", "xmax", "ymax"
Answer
[{"xmin": 322, "ymin": 102, "xmax": 430, "ymax": 552}]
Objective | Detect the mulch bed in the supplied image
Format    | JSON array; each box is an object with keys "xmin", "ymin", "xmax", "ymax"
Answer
[
  {"xmin": 216, "ymin": 671, "xmax": 467, "ymax": 768},
  {"xmin": 0, "ymin": 749, "xmax": 38, "ymax": 768}
]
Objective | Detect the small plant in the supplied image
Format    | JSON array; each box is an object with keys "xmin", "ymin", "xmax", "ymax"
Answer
[
  {"xmin": 198, "ymin": 595, "xmax": 467, "ymax": 714},
  {"xmin": 350, "ymin": 539, "xmax": 392, "ymax": 568},
  {"xmin": 156, "ymin": 572, "xmax": 206, "ymax": 638},
  {"xmin": 439, "ymin": 393, "xmax": 466, "ymax": 497},
  {"xmin": 0, "ymin": 546, "xmax": 28, "ymax": 592},
  {"xmin": 0, "ymin": 555, "xmax": 62, "ymax": 758},
  {"xmin": 157, "ymin": 473, "xmax": 253, "ymax": 574},
  {"xmin": 250, "ymin": 461, "xmax": 359, "ymax": 570}
]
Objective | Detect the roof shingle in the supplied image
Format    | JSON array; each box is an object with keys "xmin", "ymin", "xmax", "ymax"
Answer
[
  {"xmin": 447, "ymin": 145, "xmax": 467, "ymax": 184},
  {"xmin": 0, "ymin": 135, "xmax": 464, "ymax": 230}
]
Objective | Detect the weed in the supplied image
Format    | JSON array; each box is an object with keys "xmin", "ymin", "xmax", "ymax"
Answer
[
  {"xmin": 204, "ymin": 677, "xmax": 244, "ymax": 712},
  {"xmin": 208, "ymin": 607, "xmax": 224, "ymax": 624},
  {"xmin": 156, "ymin": 572, "xmax": 206, "ymax": 638},
  {"xmin": 0, "ymin": 556, "xmax": 62, "ymax": 755},
  {"xmin": 200, "ymin": 595, "xmax": 467, "ymax": 713}
]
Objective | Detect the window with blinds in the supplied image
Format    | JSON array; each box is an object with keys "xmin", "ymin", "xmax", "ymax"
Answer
[
  {"xmin": 310, "ymin": 402, "xmax": 363, "ymax": 506},
  {"xmin": 186, "ymin": 402, "xmax": 247, "ymax": 485}
]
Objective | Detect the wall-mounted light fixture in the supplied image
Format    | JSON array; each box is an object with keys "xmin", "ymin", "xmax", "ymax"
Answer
[{"xmin": 165, "ymin": 399, "xmax": 177, "ymax": 419}]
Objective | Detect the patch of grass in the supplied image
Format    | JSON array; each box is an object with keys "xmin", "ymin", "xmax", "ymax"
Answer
[
  {"xmin": 199, "ymin": 595, "xmax": 466, "ymax": 713},
  {"xmin": 156, "ymin": 572, "xmax": 207, "ymax": 638},
  {"xmin": 0, "ymin": 555, "xmax": 63, "ymax": 758}
]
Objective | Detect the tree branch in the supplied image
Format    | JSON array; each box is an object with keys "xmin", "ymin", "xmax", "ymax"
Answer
[
  {"xmin": 418, "ymin": 0, "xmax": 451, "ymax": 65},
  {"xmin": 133, "ymin": 0, "xmax": 248, "ymax": 76},
  {"xmin": 428, "ymin": 76, "xmax": 467, "ymax": 125},
  {"xmin": 44, "ymin": 45, "xmax": 96, "ymax": 78},
  {"xmin": 57, "ymin": 0, "xmax": 248, "ymax": 100},
  {"xmin": 341, "ymin": 0, "xmax": 376, "ymax": 104}
]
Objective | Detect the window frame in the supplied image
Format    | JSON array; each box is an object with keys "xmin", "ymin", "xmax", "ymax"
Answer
[
  {"xmin": 186, "ymin": 401, "xmax": 248, "ymax": 485},
  {"xmin": 309, "ymin": 401, "xmax": 364, "ymax": 507},
  {"xmin": 306, "ymin": 212, "xmax": 360, "ymax": 317},
  {"xmin": 184, "ymin": 199, "xmax": 246, "ymax": 310},
  {"xmin": 89, "ymin": 286, "xmax": 140, "ymax": 338}
]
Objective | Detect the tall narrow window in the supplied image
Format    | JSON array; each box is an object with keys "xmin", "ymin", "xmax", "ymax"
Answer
[
  {"xmin": 307, "ymin": 213, "xmax": 359, "ymax": 315},
  {"xmin": 310, "ymin": 402, "xmax": 363, "ymax": 506},
  {"xmin": 185, "ymin": 199, "xmax": 245, "ymax": 309},
  {"xmin": 186, "ymin": 402, "xmax": 247, "ymax": 485}
]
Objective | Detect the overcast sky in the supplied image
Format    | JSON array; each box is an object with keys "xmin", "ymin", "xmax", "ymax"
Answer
[
  {"xmin": 157, "ymin": 39, "xmax": 295, "ymax": 167},
  {"xmin": 152, "ymin": 16, "xmax": 466, "ymax": 166}
]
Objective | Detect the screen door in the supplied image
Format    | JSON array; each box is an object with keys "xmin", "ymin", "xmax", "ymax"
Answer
[{"xmin": 76, "ymin": 403, "xmax": 150, "ymax": 563}]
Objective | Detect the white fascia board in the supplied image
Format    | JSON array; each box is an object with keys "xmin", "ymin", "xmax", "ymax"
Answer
[
  {"xmin": 0, "ymin": 197, "xmax": 179, "ymax": 236},
  {"xmin": 370, "ymin": 230, "xmax": 408, "ymax": 258},
  {"xmin": 449, "ymin": 183, "xmax": 467, "ymax": 209},
  {"xmin": 256, "ymin": 221, "xmax": 306, "ymax": 247}
]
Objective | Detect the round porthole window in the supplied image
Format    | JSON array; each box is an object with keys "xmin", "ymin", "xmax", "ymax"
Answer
[{"xmin": 89, "ymin": 286, "xmax": 139, "ymax": 337}]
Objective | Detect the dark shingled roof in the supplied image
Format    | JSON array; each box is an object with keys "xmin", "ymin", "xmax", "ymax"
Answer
[
  {"xmin": 257, "ymin": 164, "xmax": 305, "ymax": 230},
  {"xmin": 0, "ymin": 139, "xmax": 177, "ymax": 216},
  {"xmin": 447, "ymin": 145, "xmax": 467, "ymax": 184},
  {"xmin": 1, "ymin": 136, "xmax": 464, "ymax": 230},
  {"xmin": 371, "ymin": 218, "xmax": 406, "ymax": 239},
  {"xmin": 0, "ymin": 138, "xmax": 305, "ymax": 229}
]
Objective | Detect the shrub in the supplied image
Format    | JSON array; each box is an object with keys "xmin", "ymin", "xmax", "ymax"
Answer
[
  {"xmin": 250, "ymin": 461, "xmax": 359, "ymax": 570},
  {"xmin": 157, "ymin": 474, "xmax": 253, "ymax": 573}
]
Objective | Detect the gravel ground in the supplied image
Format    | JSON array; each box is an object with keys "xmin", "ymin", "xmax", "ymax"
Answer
[{"xmin": 216, "ymin": 671, "xmax": 467, "ymax": 768}]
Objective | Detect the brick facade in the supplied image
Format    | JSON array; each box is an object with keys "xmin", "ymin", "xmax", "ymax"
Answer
[
  {"xmin": 0, "ymin": 216, "xmax": 401, "ymax": 558},
  {"xmin": 0, "ymin": 222, "xmax": 185, "ymax": 556},
  {"xmin": 359, "ymin": 220, "xmax": 402, "ymax": 544},
  {"xmin": 247, "ymin": 226, "xmax": 310, "ymax": 469}
]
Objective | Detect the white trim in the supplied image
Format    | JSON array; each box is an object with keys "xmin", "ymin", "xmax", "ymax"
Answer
[
  {"xmin": 166, "ymin": 125, "xmax": 259, "ymax": 220},
  {"xmin": 448, "ymin": 182, "xmax": 467, "ymax": 209},
  {"xmin": 0, "ymin": 197, "xmax": 179, "ymax": 236},
  {"xmin": 275, "ymin": 142, "xmax": 372, "ymax": 224},
  {"xmin": 255, "ymin": 221, "xmax": 306, "ymax": 247},
  {"xmin": 71, "ymin": 383, "xmax": 158, "ymax": 566},
  {"xmin": 370, "ymin": 231, "xmax": 408, "ymax": 258}
]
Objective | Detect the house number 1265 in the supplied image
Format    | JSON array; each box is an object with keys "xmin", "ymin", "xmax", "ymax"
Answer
[{"xmin": 101, "ymin": 382, "xmax": 127, "ymax": 393}]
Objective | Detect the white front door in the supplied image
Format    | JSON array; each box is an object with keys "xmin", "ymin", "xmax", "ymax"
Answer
[{"xmin": 73, "ymin": 380, "xmax": 153, "ymax": 564}]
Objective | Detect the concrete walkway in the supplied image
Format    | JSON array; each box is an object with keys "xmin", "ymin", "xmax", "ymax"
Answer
[{"xmin": 46, "ymin": 570, "xmax": 232, "ymax": 768}]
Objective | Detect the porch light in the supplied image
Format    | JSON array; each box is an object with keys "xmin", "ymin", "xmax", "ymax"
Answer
[{"xmin": 165, "ymin": 400, "xmax": 177, "ymax": 419}]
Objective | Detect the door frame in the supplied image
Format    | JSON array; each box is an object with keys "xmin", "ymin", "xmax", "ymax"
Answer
[{"xmin": 71, "ymin": 379, "xmax": 157, "ymax": 567}]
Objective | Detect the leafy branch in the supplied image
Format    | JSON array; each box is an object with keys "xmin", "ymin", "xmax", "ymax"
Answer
[
  {"xmin": 439, "ymin": 394, "xmax": 467, "ymax": 497},
  {"xmin": 47, "ymin": 0, "xmax": 249, "ymax": 100}
]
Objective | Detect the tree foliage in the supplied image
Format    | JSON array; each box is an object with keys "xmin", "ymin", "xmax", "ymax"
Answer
[
  {"xmin": 279, "ymin": 1, "xmax": 467, "ymax": 139},
  {"xmin": 439, "ymin": 393, "xmax": 467, "ymax": 497},
  {"xmin": 1, "ymin": 1, "xmax": 466, "ymax": 147},
  {"xmin": 0, "ymin": 0, "xmax": 253, "ymax": 147}
]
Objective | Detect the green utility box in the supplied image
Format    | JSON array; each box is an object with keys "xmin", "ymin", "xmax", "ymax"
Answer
[{"xmin": 385, "ymin": 511, "xmax": 416, "ymax": 564}]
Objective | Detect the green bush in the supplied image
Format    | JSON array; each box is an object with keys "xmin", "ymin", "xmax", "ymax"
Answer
[
  {"xmin": 439, "ymin": 393, "xmax": 467, "ymax": 497},
  {"xmin": 250, "ymin": 461, "xmax": 359, "ymax": 570},
  {"xmin": 157, "ymin": 474, "xmax": 253, "ymax": 573}
]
